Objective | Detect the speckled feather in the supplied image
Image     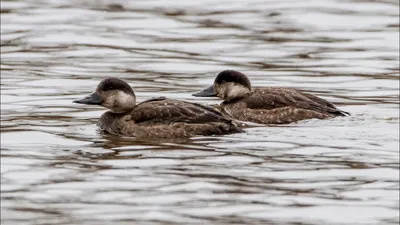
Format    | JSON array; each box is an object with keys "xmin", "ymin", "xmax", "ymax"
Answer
[
  {"xmin": 221, "ymin": 88, "xmax": 349, "ymax": 124},
  {"xmin": 98, "ymin": 97, "xmax": 243, "ymax": 138}
]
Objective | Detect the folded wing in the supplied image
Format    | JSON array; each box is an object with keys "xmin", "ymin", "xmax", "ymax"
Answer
[
  {"xmin": 131, "ymin": 97, "xmax": 232, "ymax": 125},
  {"xmin": 245, "ymin": 88, "xmax": 349, "ymax": 116}
]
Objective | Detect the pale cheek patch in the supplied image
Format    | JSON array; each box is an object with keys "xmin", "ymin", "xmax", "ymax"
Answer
[
  {"xmin": 117, "ymin": 91, "xmax": 133, "ymax": 105},
  {"xmin": 102, "ymin": 95, "xmax": 115, "ymax": 108},
  {"xmin": 225, "ymin": 83, "xmax": 250, "ymax": 101},
  {"xmin": 113, "ymin": 91, "xmax": 136, "ymax": 113},
  {"xmin": 101, "ymin": 90, "xmax": 136, "ymax": 113}
]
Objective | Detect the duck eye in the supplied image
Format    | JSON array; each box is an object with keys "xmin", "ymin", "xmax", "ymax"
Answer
[{"xmin": 104, "ymin": 86, "xmax": 113, "ymax": 91}]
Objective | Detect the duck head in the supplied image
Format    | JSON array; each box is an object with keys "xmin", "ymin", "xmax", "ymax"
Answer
[
  {"xmin": 193, "ymin": 70, "xmax": 252, "ymax": 102},
  {"xmin": 73, "ymin": 77, "xmax": 136, "ymax": 114}
]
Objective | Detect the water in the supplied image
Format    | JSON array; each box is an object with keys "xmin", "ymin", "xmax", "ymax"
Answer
[{"xmin": 1, "ymin": 0, "xmax": 399, "ymax": 224}]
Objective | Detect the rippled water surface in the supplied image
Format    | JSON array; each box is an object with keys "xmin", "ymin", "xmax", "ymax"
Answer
[{"xmin": 1, "ymin": 0, "xmax": 399, "ymax": 224}]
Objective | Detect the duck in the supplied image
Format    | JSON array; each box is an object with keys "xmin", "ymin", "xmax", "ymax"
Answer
[
  {"xmin": 73, "ymin": 77, "xmax": 243, "ymax": 138},
  {"xmin": 193, "ymin": 70, "xmax": 350, "ymax": 124}
]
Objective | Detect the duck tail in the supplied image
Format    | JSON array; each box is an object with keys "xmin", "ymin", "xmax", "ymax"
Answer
[
  {"xmin": 216, "ymin": 121, "xmax": 244, "ymax": 134},
  {"xmin": 229, "ymin": 122, "xmax": 245, "ymax": 133},
  {"xmin": 335, "ymin": 109, "xmax": 350, "ymax": 116}
]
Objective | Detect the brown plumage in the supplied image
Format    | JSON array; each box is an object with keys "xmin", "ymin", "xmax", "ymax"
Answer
[
  {"xmin": 73, "ymin": 78, "xmax": 242, "ymax": 138},
  {"xmin": 193, "ymin": 70, "xmax": 350, "ymax": 125},
  {"xmin": 98, "ymin": 97, "xmax": 243, "ymax": 138}
]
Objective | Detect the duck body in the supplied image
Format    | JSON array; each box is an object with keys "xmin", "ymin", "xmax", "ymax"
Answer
[
  {"xmin": 220, "ymin": 87, "xmax": 349, "ymax": 124},
  {"xmin": 193, "ymin": 70, "xmax": 349, "ymax": 125},
  {"xmin": 98, "ymin": 97, "xmax": 242, "ymax": 138},
  {"xmin": 73, "ymin": 78, "xmax": 242, "ymax": 138}
]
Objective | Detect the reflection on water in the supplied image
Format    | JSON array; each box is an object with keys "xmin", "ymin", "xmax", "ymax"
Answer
[{"xmin": 1, "ymin": 0, "xmax": 399, "ymax": 224}]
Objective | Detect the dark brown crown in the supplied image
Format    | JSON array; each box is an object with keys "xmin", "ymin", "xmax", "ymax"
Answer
[
  {"xmin": 215, "ymin": 70, "xmax": 251, "ymax": 89},
  {"xmin": 97, "ymin": 77, "xmax": 134, "ymax": 95}
]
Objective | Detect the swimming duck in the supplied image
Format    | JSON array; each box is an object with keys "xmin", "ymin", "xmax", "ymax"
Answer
[
  {"xmin": 73, "ymin": 77, "xmax": 243, "ymax": 138},
  {"xmin": 193, "ymin": 70, "xmax": 350, "ymax": 124}
]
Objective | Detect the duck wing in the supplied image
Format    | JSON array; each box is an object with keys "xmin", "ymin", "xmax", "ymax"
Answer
[
  {"xmin": 131, "ymin": 97, "xmax": 233, "ymax": 125},
  {"xmin": 245, "ymin": 88, "xmax": 349, "ymax": 116},
  {"xmin": 301, "ymin": 92, "xmax": 350, "ymax": 116}
]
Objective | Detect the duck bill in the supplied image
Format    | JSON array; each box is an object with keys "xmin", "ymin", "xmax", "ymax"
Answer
[
  {"xmin": 73, "ymin": 92, "xmax": 103, "ymax": 105},
  {"xmin": 192, "ymin": 85, "xmax": 217, "ymax": 97}
]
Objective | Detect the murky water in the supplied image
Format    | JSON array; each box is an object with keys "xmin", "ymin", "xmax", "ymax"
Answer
[{"xmin": 1, "ymin": 0, "xmax": 399, "ymax": 224}]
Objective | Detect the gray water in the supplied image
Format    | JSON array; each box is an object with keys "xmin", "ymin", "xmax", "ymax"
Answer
[{"xmin": 1, "ymin": 0, "xmax": 399, "ymax": 224}]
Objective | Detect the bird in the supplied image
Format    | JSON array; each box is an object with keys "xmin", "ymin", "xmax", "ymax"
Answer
[
  {"xmin": 73, "ymin": 77, "xmax": 243, "ymax": 138},
  {"xmin": 193, "ymin": 70, "xmax": 350, "ymax": 124}
]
